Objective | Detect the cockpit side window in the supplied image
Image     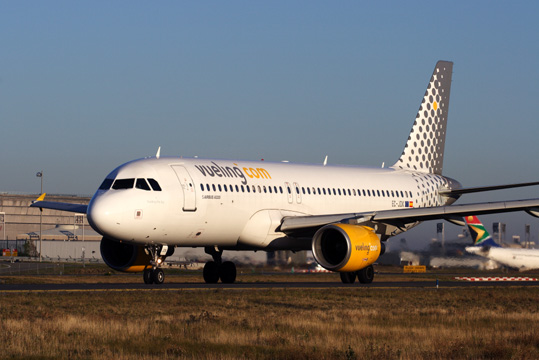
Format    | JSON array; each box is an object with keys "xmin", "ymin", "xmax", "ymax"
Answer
[
  {"xmin": 112, "ymin": 178, "xmax": 135, "ymax": 190},
  {"xmin": 136, "ymin": 178, "xmax": 151, "ymax": 191},
  {"xmin": 99, "ymin": 178, "xmax": 114, "ymax": 190},
  {"xmin": 147, "ymin": 178, "xmax": 162, "ymax": 191}
]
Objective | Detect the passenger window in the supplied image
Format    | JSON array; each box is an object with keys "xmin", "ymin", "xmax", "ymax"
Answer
[
  {"xmin": 235, "ymin": 185, "xmax": 239, "ymax": 192},
  {"xmin": 99, "ymin": 178, "xmax": 114, "ymax": 190},
  {"xmin": 223, "ymin": 184, "xmax": 228, "ymax": 192},
  {"xmin": 246, "ymin": 186, "xmax": 250, "ymax": 193},
  {"xmin": 200, "ymin": 184, "xmax": 204, "ymax": 191},
  {"xmin": 212, "ymin": 184, "xmax": 216, "ymax": 191},
  {"xmin": 206, "ymin": 184, "xmax": 210, "ymax": 191},
  {"xmin": 279, "ymin": 186, "xmax": 283, "ymax": 194},
  {"xmin": 263, "ymin": 186, "xmax": 267, "ymax": 193},
  {"xmin": 338, "ymin": 189, "xmax": 342, "ymax": 196},
  {"xmin": 367, "ymin": 190, "xmax": 371, "ymax": 196},
  {"xmin": 323, "ymin": 188, "xmax": 326, "ymax": 195},
  {"xmin": 136, "ymin": 179, "xmax": 151, "ymax": 191},
  {"xmin": 218, "ymin": 184, "xmax": 222, "ymax": 192},
  {"xmin": 148, "ymin": 179, "xmax": 162, "ymax": 191},
  {"xmin": 376, "ymin": 190, "xmax": 380, "ymax": 197},
  {"xmin": 269, "ymin": 186, "xmax": 272, "ymax": 194},
  {"xmin": 112, "ymin": 178, "xmax": 135, "ymax": 190}
]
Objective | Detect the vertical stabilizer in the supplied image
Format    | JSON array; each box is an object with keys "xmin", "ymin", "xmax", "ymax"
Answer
[
  {"xmin": 465, "ymin": 215, "xmax": 500, "ymax": 248},
  {"xmin": 392, "ymin": 61, "xmax": 453, "ymax": 174}
]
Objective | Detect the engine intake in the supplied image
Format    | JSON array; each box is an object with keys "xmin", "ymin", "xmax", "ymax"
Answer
[
  {"xmin": 100, "ymin": 237, "xmax": 152, "ymax": 273},
  {"xmin": 312, "ymin": 224, "xmax": 382, "ymax": 272}
]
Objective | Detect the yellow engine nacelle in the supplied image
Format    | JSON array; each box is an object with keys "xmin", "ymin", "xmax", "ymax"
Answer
[
  {"xmin": 100, "ymin": 237, "xmax": 152, "ymax": 273},
  {"xmin": 312, "ymin": 224, "xmax": 382, "ymax": 272}
]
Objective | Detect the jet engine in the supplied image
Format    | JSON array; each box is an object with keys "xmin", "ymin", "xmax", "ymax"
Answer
[
  {"xmin": 312, "ymin": 224, "xmax": 384, "ymax": 272},
  {"xmin": 100, "ymin": 237, "xmax": 152, "ymax": 273}
]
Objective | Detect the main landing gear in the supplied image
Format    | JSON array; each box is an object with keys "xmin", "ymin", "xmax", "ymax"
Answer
[
  {"xmin": 203, "ymin": 246, "xmax": 237, "ymax": 284},
  {"xmin": 339, "ymin": 265, "xmax": 375, "ymax": 284},
  {"xmin": 143, "ymin": 244, "xmax": 174, "ymax": 285}
]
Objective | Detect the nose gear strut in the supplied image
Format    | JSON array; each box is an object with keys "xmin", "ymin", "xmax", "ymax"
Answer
[{"xmin": 143, "ymin": 244, "xmax": 173, "ymax": 285}]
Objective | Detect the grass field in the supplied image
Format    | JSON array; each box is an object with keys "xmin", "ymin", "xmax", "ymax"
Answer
[{"xmin": 1, "ymin": 266, "xmax": 539, "ymax": 359}]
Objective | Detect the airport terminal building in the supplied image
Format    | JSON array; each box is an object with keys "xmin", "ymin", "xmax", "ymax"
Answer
[{"xmin": 0, "ymin": 193, "xmax": 99, "ymax": 260}]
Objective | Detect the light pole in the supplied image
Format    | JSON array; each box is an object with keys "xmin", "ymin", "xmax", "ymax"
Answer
[{"xmin": 36, "ymin": 171, "xmax": 43, "ymax": 262}]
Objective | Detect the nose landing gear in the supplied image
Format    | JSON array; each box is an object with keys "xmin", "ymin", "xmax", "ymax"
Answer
[
  {"xmin": 143, "ymin": 244, "xmax": 174, "ymax": 285},
  {"xmin": 203, "ymin": 246, "xmax": 237, "ymax": 284}
]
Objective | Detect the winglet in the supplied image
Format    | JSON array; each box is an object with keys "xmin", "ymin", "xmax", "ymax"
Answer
[
  {"xmin": 36, "ymin": 193, "xmax": 46, "ymax": 202},
  {"xmin": 156, "ymin": 146, "xmax": 161, "ymax": 159}
]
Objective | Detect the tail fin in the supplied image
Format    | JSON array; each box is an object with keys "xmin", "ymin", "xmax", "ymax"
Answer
[
  {"xmin": 392, "ymin": 61, "xmax": 453, "ymax": 175},
  {"xmin": 465, "ymin": 215, "xmax": 500, "ymax": 247}
]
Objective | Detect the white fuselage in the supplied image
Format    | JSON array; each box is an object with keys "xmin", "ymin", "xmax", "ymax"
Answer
[
  {"xmin": 466, "ymin": 246, "xmax": 539, "ymax": 271},
  {"xmin": 87, "ymin": 157, "xmax": 458, "ymax": 250}
]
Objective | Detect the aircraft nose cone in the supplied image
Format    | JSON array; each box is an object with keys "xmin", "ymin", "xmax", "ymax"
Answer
[{"xmin": 87, "ymin": 194, "xmax": 123, "ymax": 237}]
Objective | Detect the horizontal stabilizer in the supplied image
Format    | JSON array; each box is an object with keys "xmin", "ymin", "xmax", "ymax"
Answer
[{"xmin": 439, "ymin": 181, "xmax": 539, "ymax": 196}]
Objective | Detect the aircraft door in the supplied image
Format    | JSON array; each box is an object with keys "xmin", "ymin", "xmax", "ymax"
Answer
[
  {"xmin": 284, "ymin": 182, "xmax": 293, "ymax": 204},
  {"xmin": 293, "ymin": 182, "xmax": 302, "ymax": 204},
  {"xmin": 171, "ymin": 165, "xmax": 197, "ymax": 211}
]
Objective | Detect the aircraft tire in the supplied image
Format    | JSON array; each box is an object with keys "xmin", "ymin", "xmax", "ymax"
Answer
[
  {"xmin": 340, "ymin": 272, "xmax": 356, "ymax": 284},
  {"xmin": 219, "ymin": 261, "xmax": 237, "ymax": 284},
  {"xmin": 357, "ymin": 265, "xmax": 374, "ymax": 284},
  {"xmin": 152, "ymin": 268, "xmax": 165, "ymax": 285},
  {"xmin": 203, "ymin": 261, "xmax": 219, "ymax": 283},
  {"xmin": 143, "ymin": 269, "xmax": 154, "ymax": 284}
]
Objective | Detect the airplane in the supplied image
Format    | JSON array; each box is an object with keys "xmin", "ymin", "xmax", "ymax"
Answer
[
  {"xmin": 31, "ymin": 60, "xmax": 539, "ymax": 285},
  {"xmin": 465, "ymin": 215, "xmax": 539, "ymax": 271}
]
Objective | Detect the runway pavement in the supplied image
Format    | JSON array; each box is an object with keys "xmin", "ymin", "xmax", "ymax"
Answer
[{"xmin": 1, "ymin": 279, "xmax": 538, "ymax": 292}]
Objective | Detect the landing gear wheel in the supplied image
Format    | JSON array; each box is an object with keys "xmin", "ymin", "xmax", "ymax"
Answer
[
  {"xmin": 357, "ymin": 265, "xmax": 374, "ymax": 284},
  {"xmin": 219, "ymin": 261, "xmax": 237, "ymax": 284},
  {"xmin": 340, "ymin": 272, "xmax": 356, "ymax": 284},
  {"xmin": 143, "ymin": 269, "xmax": 154, "ymax": 284},
  {"xmin": 203, "ymin": 261, "xmax": 219, "ymax": 284},
  {"xmin": 152, "ymin": 268, "xmax": 165, "ymax": 285}
]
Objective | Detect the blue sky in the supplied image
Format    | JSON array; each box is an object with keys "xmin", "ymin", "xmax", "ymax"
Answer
[{"xmin": 1, "ymin": 1, "xmax": 538, "ymax": 244}]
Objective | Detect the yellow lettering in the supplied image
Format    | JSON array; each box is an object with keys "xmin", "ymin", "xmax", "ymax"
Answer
[
  {"xmin": 256, "ymin": 168, "xmax": 272, "ymax": 179},
  {"xmin": 249, "ymin": 168, "xmax": 260, "ymax": 179},
  {"xmin": 243, "ymin": 167, "xmax": 254, "ymax": 178}
]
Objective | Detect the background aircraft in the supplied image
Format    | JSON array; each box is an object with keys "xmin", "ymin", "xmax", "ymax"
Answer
[{"xmin": 465, "ymin": 215, "xmax": 539, "ymax": 271}]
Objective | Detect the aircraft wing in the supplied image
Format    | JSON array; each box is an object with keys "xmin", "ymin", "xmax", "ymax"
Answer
[
  {"xmin": 280, "ymin": 198, "xmax": 539, "ymax": 233},
  {"xmin": 30, "ymin": 194, "xmax": 88, "ymax": 214}
]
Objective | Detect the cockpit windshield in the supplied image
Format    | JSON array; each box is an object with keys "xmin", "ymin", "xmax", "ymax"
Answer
[
  {"xmin": 99, "ymin": 178, "xmax": 114, "ymax": 190},
  {"xmin": 112, "ymin": 178, "xmax": 135, "ymax": 190},
  {"xmin": 99, "ymin": 177, "xmax": 162, "ymax": 191},
  {"xmin": 135, "ymin": 178, "xmax": 151, "ymax": 191}
]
